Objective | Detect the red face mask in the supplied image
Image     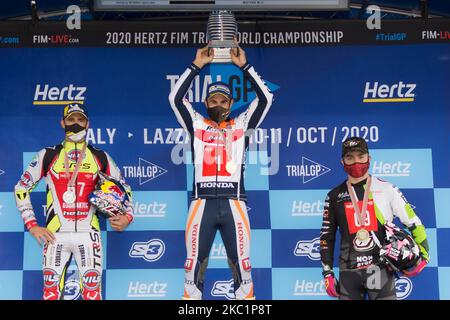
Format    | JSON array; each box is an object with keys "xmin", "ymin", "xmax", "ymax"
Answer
[{"xmin": 343, "ymin": 160, "xmax": 370, "ymax": 178}]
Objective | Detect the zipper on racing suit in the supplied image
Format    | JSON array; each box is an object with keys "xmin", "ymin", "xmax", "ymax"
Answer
[
  {"xmin": 75, "ymin": 142, "xmax": 78, "ymax": 232},
  {"xmin": 216, "ymin": 128, "xmax": 220, "ymax": 198}
]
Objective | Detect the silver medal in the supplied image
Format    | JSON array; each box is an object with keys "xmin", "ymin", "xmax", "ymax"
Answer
[{"xmin": 63, "ymin": 188, "xmax": 76, "ymax": 204}]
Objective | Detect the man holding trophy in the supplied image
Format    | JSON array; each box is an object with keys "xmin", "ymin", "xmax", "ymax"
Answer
[{"xmin": 168, "ymin": 11, "xmax": 274, "ymax": 300}]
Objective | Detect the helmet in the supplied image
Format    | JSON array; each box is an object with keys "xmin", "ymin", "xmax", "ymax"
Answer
[
  {"xmin": 379, "ymin": 222, "xmax": 421, "ymax": 273},
  {"xmin": 89, "ymin": 172, "xmax": 131, "ymax": 218}
]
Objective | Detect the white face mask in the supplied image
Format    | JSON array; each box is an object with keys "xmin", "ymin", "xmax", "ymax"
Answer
[{"xmin": 66, "ymin": 129, "xmax": 87, "ymax": 142}]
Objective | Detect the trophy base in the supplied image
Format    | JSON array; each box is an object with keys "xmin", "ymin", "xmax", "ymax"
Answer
[{"xmin": 210, "ymin": 47, "xmax": 232, "ymax": 64}]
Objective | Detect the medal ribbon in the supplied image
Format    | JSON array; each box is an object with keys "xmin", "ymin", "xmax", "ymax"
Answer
[
  {"xmin": 346, "ymin": 175, "xmax": 372, "ymax": 229},
  {"xmin": 64, "ymin": 143, "xmax": 87, "ymax": 191},
  {"xmin": 211, "ymin": 121, "xmax": 233, "ymax": 166}
]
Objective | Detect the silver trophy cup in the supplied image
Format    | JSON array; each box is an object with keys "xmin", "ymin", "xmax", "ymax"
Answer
[{"xmin": 207, "ymin": 10, "xmax": 238, "ymax": 63}]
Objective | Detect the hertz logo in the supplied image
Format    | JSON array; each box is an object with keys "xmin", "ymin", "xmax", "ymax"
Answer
[
  {"xmin": 33, "ymin": 84, "xmax": 86, "ymax": 106},
  {"xmin": 363, "ymin": 81, "xmax": 416, "ymax": 103}
]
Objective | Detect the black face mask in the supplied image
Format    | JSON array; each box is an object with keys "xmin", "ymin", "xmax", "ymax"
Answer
[
  {"xmin": 65, "ymin": 123, "xmax": 87, "ymax": 142},
  {"xmin": 207, "ymin": 106, "xmax": 230, "ymax": 123},
  {"xmin": 65, "ymin": 123, "xmax": 85, "ymax": 134}
]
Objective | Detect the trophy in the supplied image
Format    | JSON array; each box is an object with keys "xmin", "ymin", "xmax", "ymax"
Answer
[{"xmin": 207, "ymin": 10, "xmax": 238, "ymax": 63}]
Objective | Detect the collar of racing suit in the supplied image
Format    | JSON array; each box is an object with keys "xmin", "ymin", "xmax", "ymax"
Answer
[
  {"xmin": 63, "ymin": 140, "xmax": 86, "ymax": 151},
  {"xmin": 204, "ymin": 118, "xmax": 234, "ymax": 128},
  {"xmin": 350, "ymin": 177, "xmax": 368, "ymax": 187}
]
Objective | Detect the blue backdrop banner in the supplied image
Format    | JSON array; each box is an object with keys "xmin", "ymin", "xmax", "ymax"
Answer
[{"xmin": 0, "ymin": 20, "xmax": 449, "ymax": 300}]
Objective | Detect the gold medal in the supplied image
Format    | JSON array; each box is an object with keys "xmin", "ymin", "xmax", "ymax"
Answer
[{"xmin": 356, "ymin": 228, "xmax": 370, "ymax": 241}]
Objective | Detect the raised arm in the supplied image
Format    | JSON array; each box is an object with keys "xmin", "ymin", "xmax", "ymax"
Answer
[
  {"xmin": 168, "ymin": 46, "xmax": 213, "ymax": 134},
  {"xmin": 231, "ymin": 47, "xmax": 274, "ymax": 130}
]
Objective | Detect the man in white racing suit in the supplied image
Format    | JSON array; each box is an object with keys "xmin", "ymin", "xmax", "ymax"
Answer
[
  {"xmin": 14, "ymin": 104, "xmax": 133, "ymax": 300},
  {"xmin": 169, "ymin": 45, "xmax": 273, "ymax": 300}
]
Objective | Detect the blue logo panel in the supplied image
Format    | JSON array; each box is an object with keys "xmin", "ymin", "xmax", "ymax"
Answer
[
  {"xmin": 0, "ymin": 30, "xmax": 449, "ymax": 300},
  {"xmin": 0, "ymin": 232, "xmax": 23, "ymax": 270},
  {"xmin": 437, "ymin": 228, "xmax": 450, "ymax": 267},
  {"xmin": 401, "ymin": 267, "xmax": 439, "ymax": 300},
  {"xmin": 269, "ymin": 189, "xmax": 328, "ymax": 229},
  {"xmin": 438, "ymin": 267, "xmax": 450, "ymax": 300},
  {"xmin": 272, "ymin": 230, "xmax": 321, "ymax": 268},
  {"xmin": 246, "ymin": 191, "xmax": 271, "ymax": 229},
  {"xmin": 400, "ymin": 188, "xmax": 436, "ymax": 228},
  {"xmin": 0, "ymin": 271, "xmax": 23, "ymax": 299},
  {"xmin": 107, "ymin": 230, "xmax": 185, "ymax": 269},
  {"xmin": 122, "ymin": 146, "xmax": 187, "ymax": 191},
  {"xmin": 0, "ymin": 192, "xmax": 24, "ymax": 232},
  {"xmin": 370, "ymin": 149, "xmax": 433, "ymax": 189},
  {"xmin": 23, "ymin": 232, "xmax": 43, "ymax": 270},
  {"xmin": 268, "ymin": 147, "xmax": 339, "ymax": 190},
  {"xmin": 22, "ymin": 270, "xmax": 42, "ymax": 300},
  {"xmin": 272, "ymin": 268, "xmax": 335, "ymax": 300},
  {"xmin": 434, "ymin": 189, "xmax": 450, "ymax": 228},
  {"xmin": 245, "ymin": 150, "xmax": 269, "ymax": 191},
  {"xmin": 425, "ymin": 228, "xmax": 438, "ymax": 267},
  {"xmin": 105, "ymin": 269, "xmax": 184, "ymax": 300}
]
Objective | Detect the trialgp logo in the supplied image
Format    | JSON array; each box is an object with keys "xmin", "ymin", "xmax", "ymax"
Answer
[
  {"xmin": 166, "ymin": 71, "xmax": 279, "ymax": 110},
  {"xmin": 286, "ymin": 157, "xmax": 331, "ymax": 184},
  {"xmin": 33, "ymin": 84, "xmax": 86, "ymax": 106},
  {"xmin": 123, "ymin": 158, "xmax": 167, "ymax": 185},
  {"xmin": 363, "ymin": 81, "xmax": 416, "ymax": 103}
]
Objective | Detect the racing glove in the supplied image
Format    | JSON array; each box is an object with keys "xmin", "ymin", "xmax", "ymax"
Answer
[{"xmin": 323, "ymin": 271, "xmax": 339, "ymax": 298}]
